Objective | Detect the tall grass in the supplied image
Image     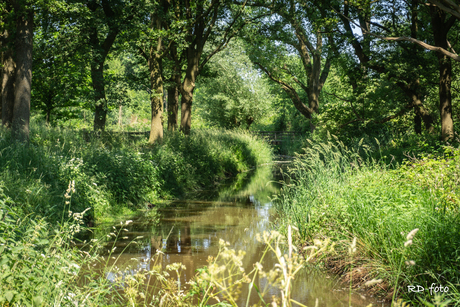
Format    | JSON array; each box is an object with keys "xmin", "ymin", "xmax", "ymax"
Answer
[
  {"xmin": 1, "ymin": 178, "xmax": 329, "ymax": 306},
  {"xmin": 274, "ymin": 135, "xmax": 460, "ymax": 304},
  {"xmin": 0, "ymin": 125, "xmax": 272, "ymax": 223},
  {"xmin": 0, "ymin": 124, "xmax": 275, "ymax": 306}
]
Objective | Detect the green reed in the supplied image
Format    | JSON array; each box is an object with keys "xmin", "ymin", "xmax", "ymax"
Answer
[{"xmin": 274, "ymin": 134, "xmax": 460, "ymax": 305}]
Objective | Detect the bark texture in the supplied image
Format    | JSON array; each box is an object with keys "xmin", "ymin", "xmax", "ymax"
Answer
[
  {"xmin": 148, "ymin": 50, "xmax": 164, "ymax": 144},
  {"xmin": 180, "ymin": 76, "xmax": 195, "ymax": 135},
  {"xmin": 91, "ymin": 63, "xmax": 108, "ymax": 131},
  {"xmin": 87, "ymin": 0, "xmax": 119, "ymax": 131},
  {"xmin": 400, "ymin": 83, "xmax": 434, "ymax": 133},
  {"xmin": 11, "ymin": 2, "xmax": 33, "ymax": 142},
  {"xmin": 167, "ymin": 84, "xmax": 179, "ymax": 131},
  {"xmin": 431, "ymin": 7, "xmax": 455, "ymax": 140},
  {"xmin": 179, "ymin": 39, "xmax": 201, "ymax": 135},
  {"xmin": 1, "ymin": 29, "xmax": 15, "ymax": 128}
]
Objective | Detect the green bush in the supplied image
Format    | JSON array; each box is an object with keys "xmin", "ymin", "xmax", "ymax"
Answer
[
  {"xmin": 0, "ymin": 183, "xmax": 100, "ymax": 306},
  {"xmin": 153, "ymin": 129, "xmax": 273, "ymax": 197},
  {"xmin": 0, "ymin": 125, "xmax": 272, "ymax": 222},
  {"xmin": 83, "ymin": 148, "xmax": 160, "ymax": 205}
]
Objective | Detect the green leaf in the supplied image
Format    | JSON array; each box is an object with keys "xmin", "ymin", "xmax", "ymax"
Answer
[
  {"xmin": 251, "ymin": 282, "xmax": 266, "ymax": 304},
  {"xmin": 33, "ymin": 296, "xmax": 43, "ymax": 306},
  {"xmin": 5, "ymin": 291, "xmax": 14, "ymax": 302},
  {"xmin": 37, "ymin": 239, "xmax": 49, "ymax": 245}
]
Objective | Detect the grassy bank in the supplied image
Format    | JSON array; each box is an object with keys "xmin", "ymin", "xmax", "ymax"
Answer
[
  {"xmin": 0, "ymin": 125, "xmax": 272, "ymax": 223},
  {"xmin": 0, "ymin": 125, "xmax": 276, "ymax": 306},
  {"xmin": 274, "ymin": 136, "xmax": 460, "ymax": 305}
]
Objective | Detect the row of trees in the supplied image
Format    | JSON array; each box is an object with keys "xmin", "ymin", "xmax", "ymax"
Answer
[{"xmin": 1, "ymin": 0, "xmax": 460, "ymax": 142}]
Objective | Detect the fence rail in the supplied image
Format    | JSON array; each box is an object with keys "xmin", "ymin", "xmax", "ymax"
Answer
[
  {"xmin": 252, "ymin": 131, "xmax": 303, "ymax": 145},
  {"xmin": 81, "ymin": 130, "xmax": 303, "ymax": 145}
]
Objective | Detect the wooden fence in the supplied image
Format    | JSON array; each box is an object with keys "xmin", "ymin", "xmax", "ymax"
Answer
[
  {"xmin": 81, "ymin": 130, "xmax": 302, "ymax": 145},
  {"xmin": 252, "ymin": 131, "xmax": 303, "ymax": 145}
]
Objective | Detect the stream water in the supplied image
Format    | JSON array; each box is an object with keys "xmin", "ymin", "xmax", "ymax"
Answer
[{"xmin": 88, "ymin": 166, "xmax": 388, "ymax": 306}]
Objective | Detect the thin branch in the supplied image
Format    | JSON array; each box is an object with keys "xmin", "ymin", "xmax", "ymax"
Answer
[
  {"xmin": 324, "ymin": 91, "xmax": 363, "ymax": 120},
  {"xmin": 338, "ymin": 118, "xmax": 361, "ymax": 130},
  {"xmin": 255, "ymin": 61, "xmax": 314, "ymax": 118},
  {"xmin": 292, "ymin": 77, "xmax": 309, "ymax": 93},
  {"xmin": 332, "ymin": 6, "xmax": 460, "ymax": 62},
  {"xmin": 428, "ymin": 0, "xmax": 460, "ymax": 20},
  {"xmin": 199, "ymin": 11, "xmax": 271, "ymax": 71},
  {"xmin": 138, "ymin": 46, "xmax": 148, "ymax": 61},
  {"xmin": 368, "ymin": 21, "xmax": 392, "ymax": 33},
  {"xmin": 338, "ymin": 104, "xmax": 413, "ymax": 129},
  {"xmin": 381, "ymin": 36, "xmax": 460, "ymax": 61},
  {"xmin": 374, "ymin": 104, "xmax": 413, "ymax": 124}
]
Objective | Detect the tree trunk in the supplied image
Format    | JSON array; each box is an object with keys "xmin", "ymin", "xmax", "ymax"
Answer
[
  {"xmin": 410, "ymin": 89, "xmax": 434, "ymax": 133},
  {"xmin": 179, "ymin": 39, "xmax": 201, "ymax": 135},
  {"xmin": 167, "ymin": 84, "xmax": 179, "ymax": 131},
  {"xmin": 86, "ymin": 0, "xmax": 119, "ymax": 132},
  {"xmin": 437, "ymin": 53, "xmax": 453, "ymax": 140},
  {"xmin": 405, "ymin": 0, "xmax": 434, "ymax": 134},
  {"xmin": 414, "ymin": 113, "xmax": 422, "ymax": 134},
  {"xmin": 1, "ymin": 29, "xmax": 15, "ymax": 128},
  {"xmin": 399, "ymin": 82, "xmax": 434, "ymax": 134},
  {"xmin": 46, "ymin": 108, "xmax": 51, "ymax": 125},
  {"xmin": 180, "ymin": 77, "xmax": 195, "ymax": 135},
  {"xmin": 431, "ymin": 7, "xmax": 455, "ymax": 140},
  {"xmin": 148, "ymin": 51, "xmax": 164, "ymax": 144},
  {"xmin": 246, "ymin": 116, "xmax": 254, "ymax": 129},
  {"xmin": 11, "ymin": 4, "xmax": 33, "ymax": 142},
  {"xmin": 91, "ymin": 65, "xmax": 107, "ymax": 131},
  {"xmin": 415, "ymin": 104, "xmax": 433, "ymax": 134}
]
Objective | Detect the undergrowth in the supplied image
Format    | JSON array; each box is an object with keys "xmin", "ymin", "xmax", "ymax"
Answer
[
  {"xmin": 0, "ymin": 124, "xmax": 276, "ymax": 306},
  {"xmin": 274, "ymin": 134, "xmax": 460, "ymax": 305},
  {"xmin": 0, "ymin": 125, "xmax": 272, "ymax": 223},
  {"xmin": 1, "ymin": 180, "xmax": 330, "ymax": 306}
]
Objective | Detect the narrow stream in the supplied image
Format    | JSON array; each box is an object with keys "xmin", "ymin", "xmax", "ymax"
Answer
[{"xmin": 88, "ymin": 166, "xmax": 388, "ymax": 306}]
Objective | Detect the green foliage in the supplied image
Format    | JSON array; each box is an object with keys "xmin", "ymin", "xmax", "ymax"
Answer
[
  {"xmin": 32, "ymin": 7, "xmax": 91, "ymax": 125},
  {"xmin": 274, "ymin": 136, "xmax": 460, "ymax": 303},
  {"xmin": 153, "ymin": 129, "xmax": 273, "ymax": 197},
  {"xmin": 0, "ymin": 187, "xmax": 105, "ymax": 306},
  {"xmin": 83, "ymin": 148, "xmax": 160, "ymax": 206},
  {"xmin": 0, "ymin": 124, "xmax": 272, "ymax": 222},
  {"xmin": 195, "ymin": 40, "xmax": 274, "ymax": 130}
]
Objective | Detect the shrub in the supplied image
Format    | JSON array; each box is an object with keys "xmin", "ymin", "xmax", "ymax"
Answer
[{"xmin": 0, "ymin": 125, "xmax": 272, "ymax": 222}]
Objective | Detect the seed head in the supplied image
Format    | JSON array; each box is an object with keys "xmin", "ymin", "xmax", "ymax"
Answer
[
  {"xmin": 406, "ymin": 228, "xmax": 419, "ymax": 240},
  {"xmin": 404, "ymin": 240, "xmax": 413, "ymax": 247},
  {"xmin": 364, "ymin": 279, "xmax": 383, "ymax": 287}
]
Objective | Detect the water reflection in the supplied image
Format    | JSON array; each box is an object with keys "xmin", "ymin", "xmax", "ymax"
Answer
[{"xmin": 88, "ymin": 166, "xmax": 388, "ymax": 306}]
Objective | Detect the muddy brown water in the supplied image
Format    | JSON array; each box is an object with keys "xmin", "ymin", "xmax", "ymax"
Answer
[{"xmin": 85, "ymin": 166, "xmax": 388, "ymax": 306}]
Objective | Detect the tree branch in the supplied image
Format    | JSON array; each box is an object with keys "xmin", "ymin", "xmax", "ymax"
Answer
[
  {"xmin": 138, "ymin": 46, "xmax": 148, "ymax": 61},
  {"xmin": 374, "ymin": 104, "xmax": 413, "ymax": 124},
  {"xmin": 332, "ymin": 5, "xmax": 460, "ymax": 62},
  {"xmin": 381, "ymin": 36, "xmax": 460, "ymax": 61},
  {"xmin": 324, "ymin": 90, "xmax": 363, "ymax": 120},
  {"xmin": 199, "ymin": 10, "xmax": 270, "ymax": 72},
  {"xmin": 428, "ymin": 0, "xmax": 460, "ymax": 20},
  {"xmin": 255, "ymin": 61, "xmax": 314, "ymax": 118}
]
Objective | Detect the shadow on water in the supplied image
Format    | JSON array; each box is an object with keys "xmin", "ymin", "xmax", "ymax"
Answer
[{"xmin": 82, "ymin": 164, "xmax": 388, "ymax": 306}]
